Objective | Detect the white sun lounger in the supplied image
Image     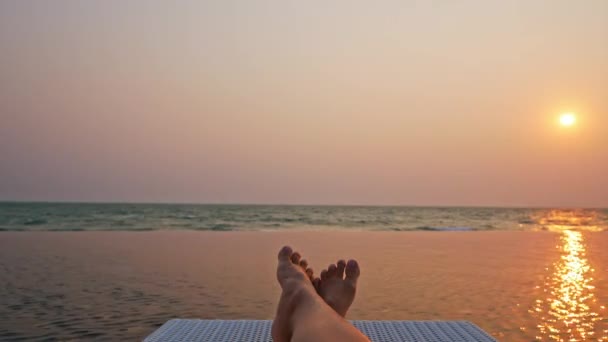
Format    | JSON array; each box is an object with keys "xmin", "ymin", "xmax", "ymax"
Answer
[{"xmin": 144, "ymin": 319, "xmax": 497, "ymax": 342}]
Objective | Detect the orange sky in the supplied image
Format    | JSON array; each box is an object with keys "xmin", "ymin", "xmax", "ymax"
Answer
[{"xmin": 1, "ymin": 1, "xmax": 607, "ymax": 207}]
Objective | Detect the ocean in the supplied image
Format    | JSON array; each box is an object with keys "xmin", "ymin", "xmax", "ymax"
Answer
[
  {"xmin": 1, "ymin": 203, "xmax": 607, "ymax": 341},
  {"xmin": 0, "ymin": 202, "xmax": 606, "ymax": 232}
]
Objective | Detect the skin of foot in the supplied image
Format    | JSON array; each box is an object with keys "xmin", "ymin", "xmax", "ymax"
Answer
[
  {"xmin": 271, "ymin": 246, "xmax": 366, "ymax": 342},
  {"xmin": 315, "ymin": 259, "xmax": 360, "ymax": 317},
  {"xmin": 271, "ymin": 246, "xmax": 319, "ymax": 342}
]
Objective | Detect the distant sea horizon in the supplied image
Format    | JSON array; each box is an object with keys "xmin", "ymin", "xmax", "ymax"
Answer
[
  {"xmin": 2, "ymin": 199, "xmax": 607, "ymax": 209},
  {"xmin": 1, "ymin": 202, "xmax": 606, "ymax": 232}
]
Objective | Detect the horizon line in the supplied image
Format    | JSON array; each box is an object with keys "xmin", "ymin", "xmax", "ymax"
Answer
[{"xmin": 0, "ymin": 200, "xmax": 605, "ymax": 210}]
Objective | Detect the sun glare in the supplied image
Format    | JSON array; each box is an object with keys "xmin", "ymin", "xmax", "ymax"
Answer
[{"xmin": 559, "ymin": 113, "xmax": 577, "ymax": 127}]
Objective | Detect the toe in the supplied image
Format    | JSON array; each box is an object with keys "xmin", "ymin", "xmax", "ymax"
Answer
[
  {"xmin": 278, "ymin": 246, "xmax": 293, "ymax": 263},
  {"xmin": 336, "ymin": 260, "xmax": 346, "ymax": 279},
  {"xmin": 306, "ymin": 268, "xmax": 314, "ymax": 280},
  {"xmin": 299, "ymin": 259, "xmax": 308, "ymax": 270},
  {"xmin": 290, "ymin": 252, "xmax": 301, "ymax": 264},
  {"xmin": 320, "ymin": 269, "xmax": 328, "ymax": 281},
  {"xmin": 327, "ymin": 264, "xmax": 337, "ymax": 278},
  {"xmin": 345, "ymin": 259, "xmax": 360, "ymax": 285}
]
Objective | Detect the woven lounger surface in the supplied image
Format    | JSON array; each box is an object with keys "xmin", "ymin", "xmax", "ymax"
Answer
[{"xmin": 144, "ymin": 319, "xmax": 497, "ymax": 342}]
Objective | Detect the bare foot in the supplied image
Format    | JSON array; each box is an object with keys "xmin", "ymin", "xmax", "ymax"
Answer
[
  {"xmin": 315, "ymin": 259, "xmax": 360, "ymax": 317},
  {"xmin": 271, "ymin": 246, "xmax": 317, "ymax": 342},
  {"xmin": 271, "ymin": 247, "xmax": 369, "ymax": 342}
]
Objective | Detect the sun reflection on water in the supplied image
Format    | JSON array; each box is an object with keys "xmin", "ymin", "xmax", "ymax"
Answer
[
  {"xmin": 533, "ymin": 209, "xmax": 605, "ymax": 233},
  {"xmin": 530, "ymin": 211, "xmax": 606, "ymax": 341}
]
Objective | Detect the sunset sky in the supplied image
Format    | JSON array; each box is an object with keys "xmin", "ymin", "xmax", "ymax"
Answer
[{"xmin": 1, "ymin": 1, "xmax": 607, "ymax": 207}]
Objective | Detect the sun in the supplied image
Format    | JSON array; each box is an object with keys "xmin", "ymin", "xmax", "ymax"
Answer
[{"xmin": 559, "ymin": 113, "xmax": 577, "ymax": 127}]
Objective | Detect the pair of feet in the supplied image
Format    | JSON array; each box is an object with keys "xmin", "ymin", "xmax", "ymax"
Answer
[{"xmin": 272, "ymin": 246, "xmax": 361, "ymax": 342}]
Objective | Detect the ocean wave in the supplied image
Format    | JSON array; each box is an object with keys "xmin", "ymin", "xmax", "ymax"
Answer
[
  {"xmin": 204, "ymin": 223, "xmax": 234, "ymax": 231},
  {"xmin": 23, "ymin": 219, "xmax": 47, "ymax": 226},
  {"xmin": 1, "ymin": 204, "xmax": 607, "ymax": 232},
  {"xmin": 413, "ymin": 226, "xmax": 475, "ymax": 231}
]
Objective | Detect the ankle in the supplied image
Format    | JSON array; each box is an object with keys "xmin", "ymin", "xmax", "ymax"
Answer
[{"xmin": 287, "ymin": 284, "xmax": 322, "ymax": 322}]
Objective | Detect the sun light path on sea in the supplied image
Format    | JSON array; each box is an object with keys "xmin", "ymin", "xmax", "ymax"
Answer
[{"xmin": 529, "ymin": 210, "xmax": 607, "ymax": 341}]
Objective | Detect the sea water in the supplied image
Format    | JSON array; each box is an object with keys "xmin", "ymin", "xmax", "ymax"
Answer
[{"xmin": 1, "ymin": 202, "xmax": 606, "ymax": 232}]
